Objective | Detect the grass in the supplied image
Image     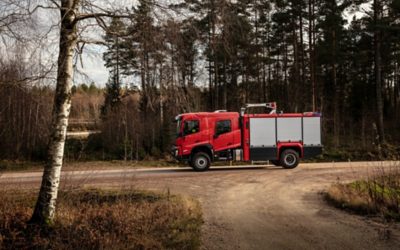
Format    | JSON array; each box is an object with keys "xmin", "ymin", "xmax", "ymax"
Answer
[
  {"xmin": 0, "ymin": 160, "xmax": 185, "ymax": 172},
  {"xmin": 0, "ymin": 159, "xmax": 264, "ymax": 172},
  {"xmin": 325, "ymin": 166, "xmax": 400, "ymax": 221},
  {"xmin": 64, "ymin": 160, "xmax": 183, "ymax": 169},
  {"xmin": 319, "ymin": 143, "xmax": 400, "ymax": 162},
  {"xmin": 0, "ymin": 188, "xmax": 203, "ymax": 249},
  {"xmin": 0, "ymin": 160, "xmax": 44, "ymax": 172}
]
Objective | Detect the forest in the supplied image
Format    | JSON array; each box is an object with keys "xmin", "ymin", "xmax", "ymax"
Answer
[{"xmin": 1, "ymin": 0, "xmax": 400, "ymax": 162}]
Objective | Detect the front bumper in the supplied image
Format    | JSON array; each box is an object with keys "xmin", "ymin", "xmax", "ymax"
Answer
[
  {"xmin": 171, "ymin": 146, "xmax": 190, "ymax": 162},
  {"xmin": 171, "ymin": 145, "xmax": 179, "ymax": 158}
]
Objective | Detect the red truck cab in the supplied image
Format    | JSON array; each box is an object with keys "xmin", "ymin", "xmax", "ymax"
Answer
[
  {"xmin": 174, "ymin": 112, "xmax": 241, "ymax": 166},
  {"xmin": 173, "ymin": 103, "xmax": 322, "ymax": 171}
]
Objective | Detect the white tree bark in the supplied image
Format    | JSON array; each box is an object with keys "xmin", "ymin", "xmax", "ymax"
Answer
[{"xmin": 30, "ymin": 0, "xmax": 78, "ymax": 224}]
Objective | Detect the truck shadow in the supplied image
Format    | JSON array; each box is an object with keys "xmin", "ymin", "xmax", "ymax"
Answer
[
  {"xmin": 209, "ymin": 166, "xmax": 284, "ymax": 171},
  {"xmin": 156, "ymin": 166, "xmax": 285, "ymax": 173}
]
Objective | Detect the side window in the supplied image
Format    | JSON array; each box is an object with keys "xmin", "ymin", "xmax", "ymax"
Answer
[
  {"xmin": 184, "ymin": 120, "xmax": 200, "ymax": 135},
  {"xmin": 216, "ymin": 120, "xmax": 231, "ymax": 135}
]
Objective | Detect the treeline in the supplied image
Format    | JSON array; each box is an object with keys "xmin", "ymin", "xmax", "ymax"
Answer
[
  {"xmin": 1, "ymin": 0, "xmax": 400, "ymax": 162},
  {"xmin": 100, "ymin": 0, "xmax": 400, "ymax": 159},
  {"xmin": 0, "ymin": 56, "xmax": 52, "ymax": 160}
]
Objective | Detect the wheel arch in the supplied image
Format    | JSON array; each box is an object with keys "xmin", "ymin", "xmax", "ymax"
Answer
[
  {"xmin": 191, "ymin": 144, "xmax": 213, "ymax": 162},
  {"xmin": 278, "ymin": 144, "xmax": 302, "ymax": 158}
]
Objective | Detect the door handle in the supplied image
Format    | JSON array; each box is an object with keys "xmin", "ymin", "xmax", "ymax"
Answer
[
  {"xmin": 195, "ymin": 140, "xmax": 200, "ymax": 143},
  {"xmin": 227, "ymin": 143, "xmax": 233, "ymax": 146}
]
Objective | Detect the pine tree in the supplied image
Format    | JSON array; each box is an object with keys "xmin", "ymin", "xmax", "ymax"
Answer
[
  {"xmin": 102, "ymin": 17, "xmax": 126, "ymax": 116},
  {"xmin": 101, "ymin": 72, "xmax": 122, "ymax": 116},
  {"xmin": 316, "ymin": 0, "xmax": 347, "ymax": 147}
]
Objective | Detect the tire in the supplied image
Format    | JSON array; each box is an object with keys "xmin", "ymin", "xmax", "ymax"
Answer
[
  {"xmin": 280, "ymin": 149, "xmax": 299, "ymax": 169},
  {"xmin": 191, "ymin": 152, "xmax": 211, "ymax": 171},
  {"xmin": 270, "ymin": 160, "xmax": 280, "ymax": 166}
]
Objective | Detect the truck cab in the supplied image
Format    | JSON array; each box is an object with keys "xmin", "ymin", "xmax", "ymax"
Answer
[
  {"xmin": 173, "ymin": 103, "xmax": 322, "ymax": 171},
  {"xmin": 173, "ymin": 112, "xmax": 241, "ymax": 170}
]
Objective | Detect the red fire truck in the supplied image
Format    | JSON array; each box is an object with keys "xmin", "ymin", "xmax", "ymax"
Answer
[{"xmin": 172, "ymin": 103, "xmax": 322, "ymax": 171}]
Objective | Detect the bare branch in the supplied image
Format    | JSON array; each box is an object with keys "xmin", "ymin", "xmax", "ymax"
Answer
[
  {"xmin": 75, "ymin": 12, "xmax": 130, "ymax": 23},
  {"xmin": 77, "ymin": 39, "xmax": 107, "ymax": 46}
]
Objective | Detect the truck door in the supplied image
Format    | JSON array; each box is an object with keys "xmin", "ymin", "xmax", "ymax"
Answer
[
  {"xmin": 213, "ymin": 119, "xmax": 234, "ymax": 152},
  {"xmin": 181, "ymin": 119, "xmax": 201, "ymax": 155}
]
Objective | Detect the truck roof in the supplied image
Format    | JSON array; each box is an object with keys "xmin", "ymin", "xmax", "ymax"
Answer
[
  {"xmin": 176, "ymin": 111, "xmax": 321, "ymax": 119},
  {"xmin": 243, "ymin": 112, "xmax": 321, "ymax": 118},
  {"xmin": 177, "ymin": 112, "xmax": 239, "ymax": 119}
]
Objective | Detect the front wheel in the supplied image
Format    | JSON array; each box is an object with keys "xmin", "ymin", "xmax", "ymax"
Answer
[
  {"xmin": 280, "ymin": 149, "xmax": 299, "ymax": 169},
  {"xmin": 191, "ymin": 152, "xmax": 211, "ymax": 171}
]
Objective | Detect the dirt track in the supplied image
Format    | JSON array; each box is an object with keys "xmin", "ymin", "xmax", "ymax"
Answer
[{"xmin": 1, "ymin": 161, "xmax": 400, "ymax": 249}]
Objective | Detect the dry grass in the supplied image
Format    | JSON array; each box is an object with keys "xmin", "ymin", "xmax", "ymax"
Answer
[
  {"xmin": 325, "ymin": 165, "xmax": 400, "ymax": 221},
  {"xmin": 0, "ymin": 160, "xmax": 184, "ymax": 172},
  {"xmin": 0, "ymin": 160, "xmax": 44, "ymax": 172},
  {"xmin": 0, "ymin": 189, "xmax": 203, "ymax": 249}
]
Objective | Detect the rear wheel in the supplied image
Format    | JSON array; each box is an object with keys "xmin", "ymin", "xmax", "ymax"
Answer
[
  {"xmin": 280, "ymin": 149, "xmax": 299, "ymax": 169},
  {"xmin": 191, "ymin": 152, "xmax": 210, "ymax": 171}
]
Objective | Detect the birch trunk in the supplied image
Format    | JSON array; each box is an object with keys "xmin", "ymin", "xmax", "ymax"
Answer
[{"xmin": 30, "ymin": 0, "xmax": 77, "ymax": 224}]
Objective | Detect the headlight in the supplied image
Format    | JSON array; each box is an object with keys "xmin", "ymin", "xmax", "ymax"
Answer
[{"xmin": 175, "ymin": 149, "xmax": 179, "ymax": 156}]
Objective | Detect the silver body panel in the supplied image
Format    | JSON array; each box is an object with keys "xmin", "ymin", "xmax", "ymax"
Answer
[
  {"xmin": 249, "ymin": 116, "xmax": 321, "ymax": 146},
  {"xmin": 249, "ymin": 118, "xmax": 276, "ymax": 147},
  {"xmin": 277, "ymin": 117, "xmax": 302, "ymax": 142},
  {"xmin": 303, "ymin": 117, "xmax": 321, "ymax": 145}
]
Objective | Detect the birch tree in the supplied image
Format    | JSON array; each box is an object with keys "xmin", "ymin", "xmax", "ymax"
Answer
[{"xmin": 30, "ymin": 0, "xmax": 130, "ymax": 224}]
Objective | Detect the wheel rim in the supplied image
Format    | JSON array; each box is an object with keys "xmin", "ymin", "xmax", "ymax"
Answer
[
  {"xmin": 196, "ymin": 156, "xmax": 207, "ymax": 169},
  {"xmin": 284, "ymin": 154, "xmax": 296, "ymax": 166}
]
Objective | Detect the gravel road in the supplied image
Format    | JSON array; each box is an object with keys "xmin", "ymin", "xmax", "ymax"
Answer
[{"xmin": 1, "ymin": 161, "xmax": 400, "ymax": 249}]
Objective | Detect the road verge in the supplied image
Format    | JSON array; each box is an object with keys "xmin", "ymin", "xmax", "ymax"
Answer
[{"xmin": 325, "ymin": 164, "xmax": 400, "ymax": 221}]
